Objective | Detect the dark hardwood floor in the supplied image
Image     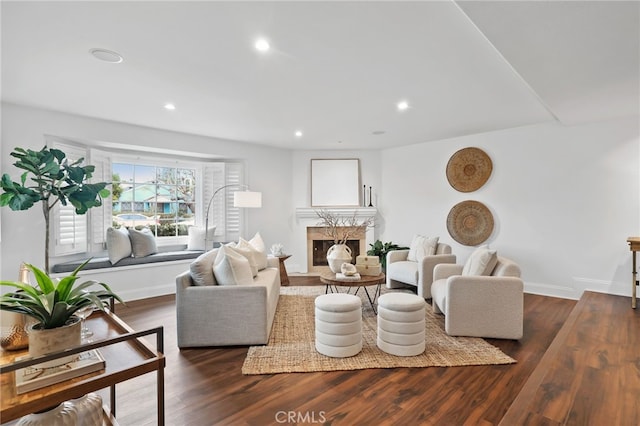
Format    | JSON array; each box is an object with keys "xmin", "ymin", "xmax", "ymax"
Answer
[{"xmin": 106, "ymin": 277, "xmax": 636, "ymax": 425}]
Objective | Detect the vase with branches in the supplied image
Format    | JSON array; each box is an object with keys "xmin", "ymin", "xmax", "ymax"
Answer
[
  {"xmin": 315, "ymin": 209, "xmax": 374, "ymax": 273},
  {"xmin": 0, "ymin": 146, "xmax": 110, "ymax": 272}
]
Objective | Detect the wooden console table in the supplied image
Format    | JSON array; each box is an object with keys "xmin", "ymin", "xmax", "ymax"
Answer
[
  {"xmin": 627, "ymin": 237, "xmax": 640, "ymax": 309},
  {"xmin": 0, "ymin": 307, "xmax": 165, "ymax": 425}
]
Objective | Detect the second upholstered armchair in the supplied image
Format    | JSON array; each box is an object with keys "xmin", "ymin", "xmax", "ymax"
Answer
[
  {"xmin": 386, "ymin": 236, "xmax": 456, "ymax": 299},
  {"xmin": 431, "ymin": 247, "xmax": 523, "ymax": 340}
]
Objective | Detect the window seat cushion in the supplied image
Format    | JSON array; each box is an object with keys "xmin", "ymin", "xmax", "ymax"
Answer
[{"xmin": 52, "ymin": 249, "xmax": 204, "ymax": 273}]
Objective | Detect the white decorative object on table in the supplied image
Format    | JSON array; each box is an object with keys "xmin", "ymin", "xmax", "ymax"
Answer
[
  {"xmin": 340, "ymin": 263, "xmax": 358, "ymax": 276},
  {"xmin": 16, "ymin": 402, "xmax": 78, "ymax": 426},
  {"xmin": 270, "ymin": 243, "xmax": 284, "ymax": 256},
  {"xmin": 327, "ymin": 244, "xmax": 352, "ymax": 273}
]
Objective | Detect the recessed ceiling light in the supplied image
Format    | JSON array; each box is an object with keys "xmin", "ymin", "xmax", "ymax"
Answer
[
  {"xmin": 372, "ymin": 130, "xmax": 386, "ymax": 135},
  {"xmin": 164, "ymin": 103, "xmax": 176, "ymax": 111},
  {"xmin": 397, "ymin": 101, "xmax": 409, "ymax": 111},
  {"xmin": 255, "ymin": 38, "xmax": 270, "ymax": 52},
  {"xmin": 89, "ymin": 48, "xmax": 123, "ymax": 63},
  {"xmin": 295, "ymin": 130, "xmax": 303, "ymax": 138}
]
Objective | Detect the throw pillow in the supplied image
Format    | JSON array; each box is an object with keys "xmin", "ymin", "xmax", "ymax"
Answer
[
  {"xmin": 106, "ymin": 227, "xmax": 132, "ymax": 264},
  {"xmin": 212, "ymin": 245, "xmax": 254, "ymax": 286},
  {"xmin": 190, "ymin": 248, "xmax": 220, "ymax": 286},
  {"xmin": 462, "ymin": 245, "xmax": 498, "ymax": 276},
  {"xmin": 234, "ymin": 239, "xmax": 260, "ymax": 277},
  {"xmin": 407, "ymin": 235, "xmax": 439, "ymax": 262},
  {"xmin": 128, "ymin": 228, "xmax": 158, "ymax": 257},
  {"xmin": 187, "ymin": 226, "xmax": 217, "ymax": 251},
  {"xmin": 247, "ymin": 232, "xmax": 268, "ymax": 270}
]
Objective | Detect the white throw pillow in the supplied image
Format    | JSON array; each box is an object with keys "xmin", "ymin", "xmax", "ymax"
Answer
[
  {"xmin": 128, "ymin": 228, "xmax": 158, "ymax": 257},
  {"xmin": 190, "ymin": 248, "xmax": 219, "ymax": 286},
  {"xmin": 234, "ymin": 239, "xmax": 260, "ymax": 277},
  {"xmin": 462, "ymin": 245, "xmax": 498, "ymax": 276},
  {"xmin": 106, "ymin": 227, "xmax": 132, "ymax": 264},
  {"xmin": 407, "ymin": 235, "xmax": 439, "ymax": 262},
  {"xmin": 212, "ymin": 245, "xmax": 254, "ymax": 286},
  {"xmin": 247, "ymin": 232, "xmax": 268, "ymax": 270},
  {"xmin": 187, "ymin": 226, "xmax": 217, "ymax": 251}
]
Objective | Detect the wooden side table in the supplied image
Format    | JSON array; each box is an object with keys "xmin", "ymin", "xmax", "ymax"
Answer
[
  {"xmin": 627, "ymin": 237, "xmax": 640, "ymax": 309},
  {"xmin": 276, "ymin": 255, "xmax": 292, "ymax": 286}
]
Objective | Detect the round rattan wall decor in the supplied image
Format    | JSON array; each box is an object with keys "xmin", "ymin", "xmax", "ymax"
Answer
[
  {"xmin": 446, "ymin": 147, "xmax": 493, "ymax": 192},
  {"xmin": 447, "ymin": 200, "xmax": 494, "ymax": 246}
]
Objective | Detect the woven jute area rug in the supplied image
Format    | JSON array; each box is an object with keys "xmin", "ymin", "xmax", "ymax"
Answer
[{"xmin": 242, "ymin": 286, "xmax": 516, "ymax": 375}]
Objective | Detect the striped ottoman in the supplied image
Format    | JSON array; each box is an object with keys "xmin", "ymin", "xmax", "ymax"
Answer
[
  {"xmin": 315, "ymin": 293, "xmax": 362, "ymax": 358},
  {"xmin": 377, "ymin": 293, "xmax": 426, "ymax": 356}
]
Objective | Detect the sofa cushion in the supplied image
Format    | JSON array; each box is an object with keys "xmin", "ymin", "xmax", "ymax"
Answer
[
  {"xmin": 462, "ymin": 245, "xmax": 498, "ymax": 276},
  {"xmin": 431, "ymin": 279, "xmax": 447, "ymax": 312},
  {"xmin": 234, "ymin": 239, "xmax": 260, "ymax": 277},
  {"xmin": 190, "ymin": 248, "xmax": 219, "ymax": 286},
  {"xmin": 128, "ymin": 228, "xmax": 158, "ymax": 257},
  {"xmin": 387, "ymin": 261, "xmax": 419, "ymax": 285},
  {"xmin": 187, "ymin": 226, "xmax": 217, "ymax": 251},
  {"xmin": 106, "ymin": 227, "xmax": 132, "ymax": 264},
  {"xmin": 248, "ymin": 232, "xmax": 268, "ymax": 270},
  {"xmin": 213, "ymin": 245, "xmax": 254, "ymax": 286},
  {"xmin": 407, "ymin": 235, "xmax": 439, "ymax": 262}
]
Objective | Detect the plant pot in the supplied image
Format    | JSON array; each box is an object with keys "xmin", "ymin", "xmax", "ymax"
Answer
[
  {"xmin": 327, "ymin": 244, "xmax": 353, "ymax": 273},
  {"xmin": 27, "ymin": 316, "xmax": 81, "ymax": 368}
]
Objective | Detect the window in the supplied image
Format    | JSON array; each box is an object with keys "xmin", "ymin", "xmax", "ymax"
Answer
[
  {"xmin": 112, "ymin": 163, "xmax": 196, "ymax": 237},
  {"xmin": 51, "ymin": 140, "xmax": 247, "ymax": 257}
]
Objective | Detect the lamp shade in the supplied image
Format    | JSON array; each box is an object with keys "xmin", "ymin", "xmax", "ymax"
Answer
[{"xmin": 233, "ymin": 191, "xmax": 262, "ymax": 208}]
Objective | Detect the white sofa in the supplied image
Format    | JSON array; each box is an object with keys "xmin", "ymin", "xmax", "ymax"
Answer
[{"xmin": 176, "ymin": 249, "xmax": 280, "ymax": 348}]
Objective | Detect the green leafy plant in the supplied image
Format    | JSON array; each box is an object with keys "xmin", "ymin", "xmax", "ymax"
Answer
[
  {"xmin": 0, "ymin": 260, "xmax": 123, "ymax": 329},
  {"xmin": 367, "ymin": 240, "xmax": 409, "ymax": 270},
  {"xmin": 0, "ymin": 146, "xmax": 110, "ymax": 272}
]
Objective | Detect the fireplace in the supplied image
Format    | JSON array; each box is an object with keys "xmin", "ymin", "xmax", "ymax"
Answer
[
  {"xmin": 291, "ymin": 207, "xmax": 377, "ymax": 274},
  {"xmin": 306, "ymin": 226, "xmax": 366, "ymax": 274}
]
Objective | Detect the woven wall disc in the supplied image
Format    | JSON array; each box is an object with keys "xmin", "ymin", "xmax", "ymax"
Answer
[
  {"xmin": 447, "ymin": 200, "xmax": 494, "ymax": 246},
  {"xmin": 446, "ymin": 147, "xmax": 493, "ymax": 192}
]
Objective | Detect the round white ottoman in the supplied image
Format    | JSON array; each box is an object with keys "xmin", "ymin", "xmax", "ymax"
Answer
[
  {"xmin": 315, "ymin": 293, "xmax": 362, "ymax": 358},
  {"xmin": 377, "ymin": 293, "xmax": 426, "ymax": 356}
]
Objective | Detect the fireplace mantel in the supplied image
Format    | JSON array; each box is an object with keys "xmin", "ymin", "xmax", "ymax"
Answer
[{"xmin": 295, "ymin": 207, "xmax": 377, "ymax": 219}]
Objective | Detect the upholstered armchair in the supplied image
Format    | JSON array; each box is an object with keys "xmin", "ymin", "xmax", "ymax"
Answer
[
  {"xmin": 431, "ymin": 253, "xmax": 523, "ymax": 339},
  {"xmin": 386, "ymin": 240, "xmax": 456, "ymax": 299}
]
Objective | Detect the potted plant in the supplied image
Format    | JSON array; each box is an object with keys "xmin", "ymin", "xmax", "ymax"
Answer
[
  {"xmin": 0, "ymin": 146, "xmax": 110, "ymax": 272},
  {"xmin": 367, "ymin": 240, "xmax": 409, "ymax": 272},
  {"xmin": 0, "ymin": 260, "xmax": 123, "ymax": 358}
]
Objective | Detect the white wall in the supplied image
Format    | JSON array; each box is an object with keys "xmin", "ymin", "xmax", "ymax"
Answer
[
  {"xmin": 0, "ymin": 103, "xmax": 293, "ymax": 290},
  {"xmin": 379, "ymin": 117, "xmax": 640, "ymax": 299}
]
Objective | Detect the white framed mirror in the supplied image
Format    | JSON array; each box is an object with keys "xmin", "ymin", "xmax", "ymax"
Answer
[{"xmin": 311, "ymin": 159, "xmax": 361, "ymax": 207}]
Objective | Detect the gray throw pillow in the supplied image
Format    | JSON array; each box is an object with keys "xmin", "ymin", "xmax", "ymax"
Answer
[
  {"xmin": 106, "ymin": 227, "xmax": 132, "ymax": 264},
  {"xmin": 190, "ymin": 249, "xmax": 219, "ymax": 286},
  {"xmin": 128, "ymin": 228, "xmax": 158, "ymax": 257}
]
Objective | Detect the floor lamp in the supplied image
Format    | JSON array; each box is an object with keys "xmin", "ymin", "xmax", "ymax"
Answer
[{"xmin": 204, "ymin": 184, "xmax": 262, "ymax": 250}]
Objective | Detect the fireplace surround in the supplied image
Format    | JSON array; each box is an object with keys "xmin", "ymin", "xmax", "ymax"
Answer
[{"xmin": 291, "ymin": 208, "xmax": 377, "ymax": 273}]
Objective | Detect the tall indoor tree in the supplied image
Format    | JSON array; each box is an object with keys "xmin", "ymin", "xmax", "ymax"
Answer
[{"xmin": 0, "ymin": 146, "xmax": 110, "ymax": 272}]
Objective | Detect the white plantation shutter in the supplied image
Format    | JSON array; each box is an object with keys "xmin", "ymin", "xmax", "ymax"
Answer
[
  {"xmin": 52, "ymin": 143, "xmax": 88, "ymax": 256},
  {"xmin": 225, "ymin": 163, "xmax": 243, "ymax": 242},
  {"xmin": 88, "ymin": 149, "xmax": 112, "ymax": 252},
  {"xmin": 202, "ymin": 162, "xmax": 245, "ymax": 243}
]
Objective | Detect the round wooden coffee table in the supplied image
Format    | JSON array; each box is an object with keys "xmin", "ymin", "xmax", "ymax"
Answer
[{"xmin": 320, "ymin": 272, "xmax": 386, "ymax": 313}]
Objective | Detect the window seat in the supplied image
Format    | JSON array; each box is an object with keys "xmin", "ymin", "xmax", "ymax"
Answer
[
  {"xmin": 51, "ymin": 248, "xmax": 204, "ymax": 273},
  {"xmin": 50, "ymin": 244, "xmax": 223, "ymax": 301}
]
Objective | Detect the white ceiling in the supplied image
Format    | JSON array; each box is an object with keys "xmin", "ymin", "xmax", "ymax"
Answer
[{"xmin": 2, "ymin": 1, "xmax": 638, "ymax": 150}]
